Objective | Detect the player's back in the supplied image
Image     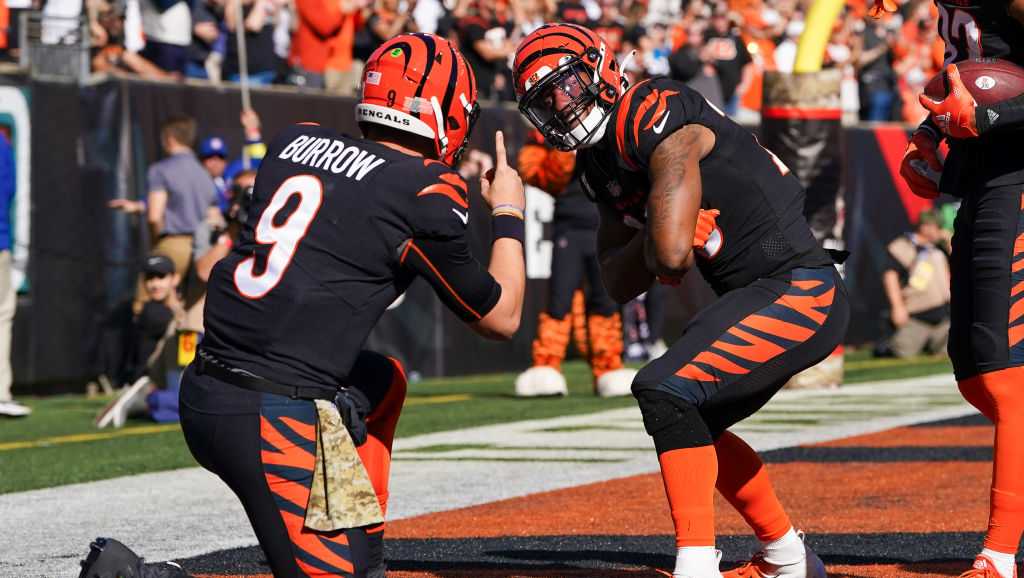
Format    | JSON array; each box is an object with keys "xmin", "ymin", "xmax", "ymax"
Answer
[{"xmin": 201, "ymin": 123, "xmax": 454, "ymax": 391}]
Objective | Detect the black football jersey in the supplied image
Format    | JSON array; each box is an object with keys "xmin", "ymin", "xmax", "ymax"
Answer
[
  {"xmin": 935, "ymin": 0, "xmax": 1024, "ymax": 67},
  {"xmin": 578, "ymin": 77, "xmax": 832, "ymax": 295},
  {"xmin": 201, "ymin": 123, "xmax": 498, "ymax": 390}
]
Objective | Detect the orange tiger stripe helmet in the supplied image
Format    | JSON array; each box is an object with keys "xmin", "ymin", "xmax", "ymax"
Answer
[
  {"xmin": 512, "ymin": 23, "xmax": 625, "ymax": 151},
  {"xmin": 357, "ymin": 33, "xmax": 480, "ymax": 167}
]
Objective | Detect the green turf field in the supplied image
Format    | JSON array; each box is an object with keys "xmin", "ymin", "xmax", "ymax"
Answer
[{"xmin": 0, "ymin": 352, "xmax": 952, "ymax": 494}]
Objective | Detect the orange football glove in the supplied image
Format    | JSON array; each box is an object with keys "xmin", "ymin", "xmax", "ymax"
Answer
[
  {"xmin": 919, "ymin": 64, "xmax": 979, "ymax": 139},
  {"xmin": 693, "ymin": 208, "xmax": 720, "ymax": 249},
  {"xmin": 899, "ymin": 130, "xmax": 943, "ymax": 199},
  {"xmin": 868, "ymin": 0, "xmax": 898, "ymax": 18}
]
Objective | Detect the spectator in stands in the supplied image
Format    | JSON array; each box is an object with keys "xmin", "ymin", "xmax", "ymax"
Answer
[
  {"xmin": 857, "ymin": 13, "xmax": 897, "ymax": 121},
  {"xmin": 223, "ymin": 107, "xmax": 267, "ymax": 182},
  {"xmin": 224, "ymin": 0, "xmax": 280, "ymax": 84},
  {"xmin": 198, "ymin": 135, "xmax": 229, "ymax": 211},
  {"xmin": 94, "ymin": 254, "xmax": 184, "ymax": 428},
  {"xmin": 669, "ymin": 20, "xmax": 725, "ymax": 109},
  {"xmin": 457, "ymin": 0, "xmax": 515, "ymax": 100},
  {"xmin": 592, "ymin": 0, "xmax": 625, "ymax": 57},
  {"xmin": 640, "ymin": 21, "xmax": 671, "ymax": 77},
  {"xmin": 881, "ymin": 210, "xmax": 951, "ymax": 359},
  {"xmin": 91, "ymin": 1, "xmax": 178, "ymax": 79},
  {"xmin": 109, "ymin": 115, "xmax": 218, "ymax": 283},
  {"xmin": 0, "ymin": 128, "xmax": 26, "ymax": 418},
  {"xmin": 288, "ymin": 0, "xmax": 364, "ymax": 92},
  {"xmin": 359, "ymin": 0, "xmax": 418, "ymax": 59},
  {"xmin": 188, "ymin": 0, "xmax": 226, "ymax": 80},
  {"xmin": 140, "ymin": 0, "xmax": 192, "ymax": 75},
  {"xmin": 704, "ymin": 6, "xmax": 752, "ymax": 115}
]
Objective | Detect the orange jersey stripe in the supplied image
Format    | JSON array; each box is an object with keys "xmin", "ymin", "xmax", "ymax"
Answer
[
  {"xmin": 1010, "ymin": 299, "xmax": 1024, "ymax": 325},
  {"xmin": 1014, "ymin": 259, "xmax": 1024, "ymax": 273},
  {"xmin": 1015, "ymin": 232, "xmax": 1024, "ymax": 256},
  {"xmin": 1010, "ymin": 323, "xmax": 1024, "ymax": 348},
  {"xmin": 1013, "ymin": 280, "xmax": 1024, "ymax": 298},
  {"xmin": 776, "ymin": 289, "xmax": 834, "ymax": 325},
  {"xmin": 676, "ymin": 363, "xmax": 719, "ymax": 382},
  {"xmin": 616, "ymin": 81, "xmax": 648, "ymax": 171},
  {"xmin": 260, "ymin": 416, "xmax": 315, "ymax": 459},
  {"xmin": 715, "ymin": 327, "xmax": 786, "ymax": 363},
  {"xmin": 791, "ymin": 279, "xmax": 823, "ymax": 291},
  {"xmin": 632, "ymin": 89, "xmax": 660, "ymax": 155},
  {"xmin": 261, "ymin": 448, "xmax": 314, "ymax": 471},
  {"xmin": 280, "ymin": 416, "xmax": 316, "ymax": 443},
  {"xmin": 641, "ymin": 90, "xmax": 679, "ymax": 131},
  {"xmin": 742, "ymin": 313, "xmax": 816, "ymax": 343},
  {"xmin": 404, "ymin": 241, "xmax": 483, "ymax": 320},
  {"xmin": 417, "ymin": 183, "xmax": 469, "ymax": 209},
  {"xmin": 280, "ymin": 510, "xmax": 355, "ymax": 574},
  {"xmin": 693, "ymin": 351, "xmax": 749, "ymax": 375},
  {"xmin": 264, "ymin": 471, "xmax": 312, "ymax": 509}
]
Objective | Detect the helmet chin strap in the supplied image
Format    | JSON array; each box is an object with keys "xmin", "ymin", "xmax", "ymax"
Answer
[{"xmin": 430, "ymin": 96, "xmax": 449, "ymax": 159}]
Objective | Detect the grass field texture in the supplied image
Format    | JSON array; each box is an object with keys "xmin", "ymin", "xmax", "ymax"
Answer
[{"xmin": 0, "ymin": 352, "xmax": 952, "ymax": 494}]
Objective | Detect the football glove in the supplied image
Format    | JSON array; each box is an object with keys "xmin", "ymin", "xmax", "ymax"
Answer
[
  {"xmin": 919, "ymin": 64, "xmax": 979, "ymax": 139},
  {"xmin": 693, "ymin": 208, "xmax": 720, "ymax": 250},
  {"xmin": 899, "ymin": 129, "xmax": 943, "ymax": 199}
]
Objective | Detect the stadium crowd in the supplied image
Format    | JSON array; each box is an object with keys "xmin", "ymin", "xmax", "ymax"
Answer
[{"xmin": 0, "ymin": 0, "xmax": 941, "ymax": 122}]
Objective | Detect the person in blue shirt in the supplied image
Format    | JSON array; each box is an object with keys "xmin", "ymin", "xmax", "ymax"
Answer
[{"xmin": 0, "ymin": 130, "xmax": 27, "ymax": 418}]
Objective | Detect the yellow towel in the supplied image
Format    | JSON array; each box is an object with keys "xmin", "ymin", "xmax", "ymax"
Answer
[{"xmin": 304, "ymin": 400, "xmax": 384, "ymax": 531}]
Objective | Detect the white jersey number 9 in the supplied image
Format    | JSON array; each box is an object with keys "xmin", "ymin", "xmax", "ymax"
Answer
[{"xmin": 234, "ymin": 174, "xmax": 324, "ymax": 299}]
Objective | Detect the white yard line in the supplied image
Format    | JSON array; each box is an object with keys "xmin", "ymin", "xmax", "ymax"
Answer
[{"xmin": 0, "ymin": 373, "xmax": 972, "ymax": 577}]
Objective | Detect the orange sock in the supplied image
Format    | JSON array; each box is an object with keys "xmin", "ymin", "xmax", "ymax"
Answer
[
  {"xmin": 356, "ymin": 358, "xmax": 408, "ymax": 518},
  {"xmin": 714, "ymin": 431, "xmax": 792, "ymax": 542},
  {"xmin": 658, "ymin": 445, "xmax": 718, "ymax": 547},
  {"xmin": 972, "ymin": 367, "xmax": 1024, "ymax": 554}
]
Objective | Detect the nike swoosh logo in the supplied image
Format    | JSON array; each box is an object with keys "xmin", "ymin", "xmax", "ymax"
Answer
[
  {"xmin": 652, "ymin": 110, "xmax": 670, "ymax": 134},
  {"xmin": 452, "ymin": 208, "xmax": 469, "ymax": 225}
]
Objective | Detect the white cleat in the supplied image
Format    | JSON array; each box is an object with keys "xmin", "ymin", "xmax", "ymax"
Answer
[
  {"xmin": 594, "ymin": 367, "xmax": 636, "ymax": 397},
  {"xmin": 514, "ymin": 366, "xmax": 568, "ymax": 397},
  {"xmin": 0, "ymin": 400, "xmax": 31, "ymax": 417},
  {"xmin": 94, "ymin": 376, "xmax": 152, "ymax": 429},
  {"xmin": 722, "ymin": 532, "xmax": 826, "ymax": 578}
]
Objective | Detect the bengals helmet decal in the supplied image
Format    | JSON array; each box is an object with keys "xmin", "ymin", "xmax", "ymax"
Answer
[
  {"xmin": 512, "ymin": 23, "xmax": 626, "ymax": 151},
  {"xmin": 358, "ymin": 33, "xmax": 480, "ymax": 167}
]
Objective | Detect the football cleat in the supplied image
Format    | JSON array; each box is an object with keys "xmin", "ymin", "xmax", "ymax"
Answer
[
  {"xmin": 594, "ymin": 367, "xmax": 636, "ymax": 398},
  {"xmin": 960, "ymin": 555, "xmax": 1019, "ymax": 578},
  {"xmin": 722, "ymin": 532, "xmax": 826, "ymax": 578},
  {"xmin": 514, "ymin": 365, "xmax": 568, "ymax": 397}
]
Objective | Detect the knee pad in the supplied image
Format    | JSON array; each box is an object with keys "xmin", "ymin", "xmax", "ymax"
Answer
[{"xmin": 635, "ymin": 390, "xmax": 713, "ymax": 454}]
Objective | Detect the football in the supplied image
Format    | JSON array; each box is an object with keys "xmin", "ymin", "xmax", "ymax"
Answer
[{"xmin": 923, "ymin": 58, "xmax": 1024, "ymax": 106}]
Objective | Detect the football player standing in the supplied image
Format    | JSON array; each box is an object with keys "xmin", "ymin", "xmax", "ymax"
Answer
[
  {"xmin": 876, "ymin": 1, "xmax": 1024, "ymax": 576},
  {"xmin": 513, "ymin": 24, "xmax": 849, "ymax": 578},
  {"xmin": 179, "ymin": 33, "xmax": 525, "ymax": 577}
]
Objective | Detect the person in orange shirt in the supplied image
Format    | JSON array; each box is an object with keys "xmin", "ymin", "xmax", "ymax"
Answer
[{"xmin": 289, "ymin": 0, "xmax": 366, "ymax": 94}]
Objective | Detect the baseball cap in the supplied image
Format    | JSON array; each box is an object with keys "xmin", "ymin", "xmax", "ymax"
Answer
[
  {"xmin": 143, "ymin": 254, "xmax": 175, "ymax": 277},
  {"xmin": 199, "ymin": 136, "xmax": 228, "ymax": 159}
]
